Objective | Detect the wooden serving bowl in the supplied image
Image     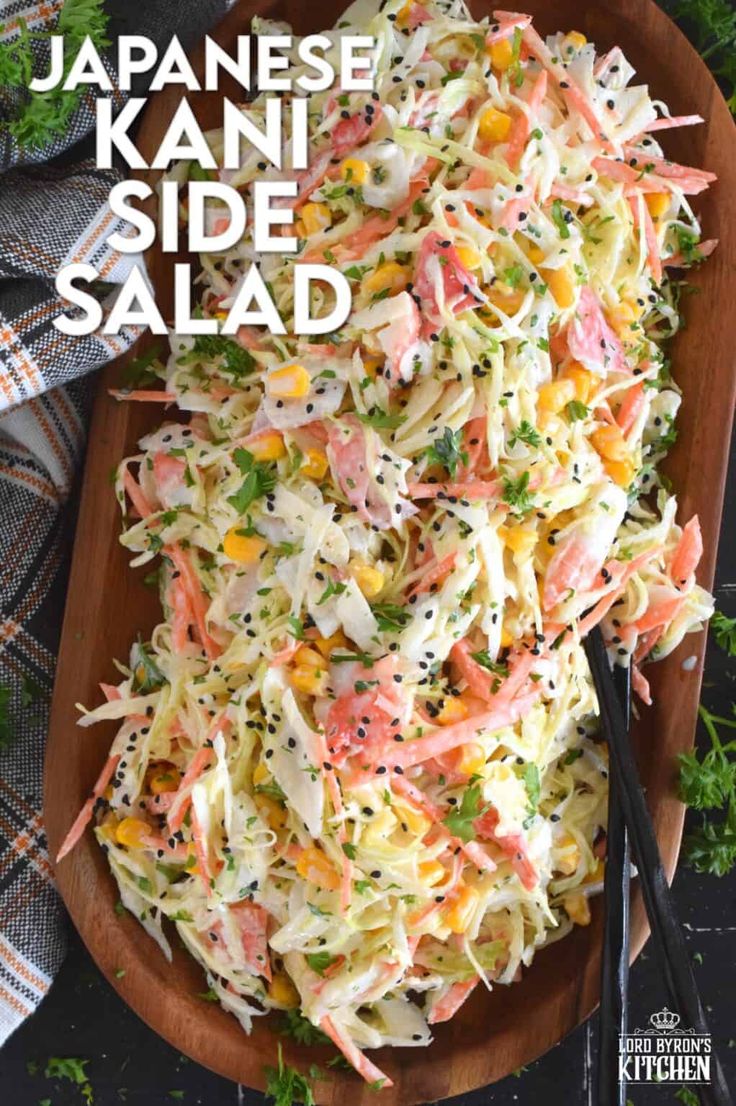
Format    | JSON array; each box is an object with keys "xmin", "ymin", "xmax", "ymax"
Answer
[{"xmin": 44, "ymin": 1, "xmax": 736, "ymax": 1102}]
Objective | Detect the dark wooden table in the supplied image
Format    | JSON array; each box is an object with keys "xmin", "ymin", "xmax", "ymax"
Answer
[{"xmin": 2, "ymin": 445, "xmax": 735, "ymax": 1105}]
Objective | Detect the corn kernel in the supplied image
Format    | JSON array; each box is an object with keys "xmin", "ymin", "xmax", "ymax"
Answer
[
  {"xmin": 564, "ymin": 30, "xmax": 587, "ymax": 50},
  {"xmin": 351, "ymin": 561, "xmax": 385, "ymax": 598},
  {"xmin": 478, "ymin": 106, "xmax": 512, "ymax": 143},
  {"xmin": 268, "ymin": 971, "xmax": 300, "ymax": 1007},
  {"xmin": 500, "ymin": 626, "xmax": 513, "ymax": 648},
  {"xmin": 490, "ymin": 743, "xmax": 511, "ymax": 761},
  {"xmin": 504, "ymin": 527, "xmax": 537, "ymax": 556},
  {"xmin": 485, "ymin": 286, "xmax": 526, "ymax": 315},
  {"xmin": 455, "ymin": 742, "xmax": 486, "ymax": 776},
  {"xmin": 456, "ymin": 245, "xmax": 482, "ymax": 270},
  {"xmin": 290, "ymin": 664, "xmax": 327, "ymax": 696},
  {"xmin": 538, "ymin": 379, "xmax": 576, "ymax": 413},
  {"xmin": 294, "ymin": 645, "xmax": 325, "ymax": 669},
  {"xmin": 253, "ymin": 762, "xmax": 270, "ymax": 785},
  {"xmin": 360, "ymin": 356, "xmax": 385, "ymax": 378},
  {"xmin": 312, "ymin": 630, "xmax": 348, "ymax": 658},
  {"xmin": 296, "ymin": 845, "xmax": 340, "ymax": 890},
  {"xmin": 255, "ymin": 794, "xmax": 287, "ymax": 831},
  {"xmin": 436, "ymin": 696, "xmax": 469, "ymax": 726},
  {"xmin": 340, "ymin": 158, "xmax": 370, "ymax": 184},
  {"xmin": 604, "ymin": 457, "xmax": 636, "ymax": 487},
  {"xmin": 396, "ymin": 0, "xmax": 413, "ymax": 25},
  {"xmin": 248, "ymin": 431, "xmax": 286, "ymax": 463},
  {"xmin": 363, "ymin": 261, "xmax": 409, "ymax": 297},
  {"xmin": 445, "ymin": 884, "xmax": 481, "ymax": 934},
  {"xmin": 563, "ymin": 891, "xmax": 591, "ymax": 926},
  {"xmin": 563, "ymin": 362, "xmax": 595, "ymax": 404},
  {"xmin": 300, "ymin": 202, "xmax": 332, "ymax": 236},
  {"xmin": 223, "ymin": 528, "xmax": 268, "ymax": 565},
  {"xmin": 555, "ymin": 833, "xmax": 581, "ymax": 875},
  {"xmin": 540, "ymin": 264, "xmax": 575, "ymax": 309},
  {"xmin": 590, "ymin": 424, "xmax": 627, "ymax": 463},
  {"xmin": 419, "ymin": 859, "xmax": 446, "ymax": 886},
  {"xmin": 487, "ymin": 37, "xmax": 514, "ymax": 71},
  {"xmin": 608, "ymin": 300, "xmax": 642, "ymax": 337},
  {"xmin": 645, "ymin": 191, "xmax": 670, "ymax": 220},
  {"xmin": 301, "ymin": 448, "xmax": 328, "ymax": 480},
  {"xmin": 115, "ymin": 817, "xmax": 150, "ymax": 849},
  {"xmin": 149, "ymin": 766, "xmax": 179, "ymax": 795},
  {"xmin": 397, "ymin": 803, "xmax": 431, "ymax": 837},
  {"xmin": 266, "ymin": 364, "xmax": 311, "ymax": 399}
]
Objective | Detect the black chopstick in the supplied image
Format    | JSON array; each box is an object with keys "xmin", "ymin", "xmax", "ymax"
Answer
[
  {"xmin": 596, "ymin": 663, "xmax": 631, "ymax": 1106},
  {"xmin": 585, "ymin": 626, "xmax": 733, "ymax": 1106}
]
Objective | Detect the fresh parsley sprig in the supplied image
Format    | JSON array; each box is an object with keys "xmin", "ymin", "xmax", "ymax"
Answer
[
  {"xmin": 664, "ymin": 0, "xmax": 736, "ymax": 112},
  {"xmin": 502, "ymin": 470, "xmax": 535, "ymax": 514},
  {"xmin": 0, "ymin": 0, "xmax": 110, "ymax": 150},
  {"xmin": 508, "ymin": 421, "xmax": 542, "ymax": 449},
  {"xmin": 264, "ymin": 1045, "xmax": 315, "ymax": 1106},
  {"xmin": 279, "ymin": 1010, "xmax": 330, "ymax": 1047},
  {"xmin": 180, "ymin": 334, "xmax": 255, "ymax": 380},
  {"xmin": 711, "ymin": 610, "xmax": 736, "ymax": 656},
  {"xmin": 679, "ymin": 704, "xmax": 736, "ymax": 876}
]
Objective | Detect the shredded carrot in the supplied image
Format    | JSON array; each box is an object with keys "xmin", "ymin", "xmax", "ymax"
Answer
[
  {"xmin": 320, "ymin": 1015, "xmax": 394, "ymax": 1088},
  {"xmin": 57, "ymin": 754, "xmax": 121, "ymax": 862},
  {"xmin": 109, "ymin": 389, "xmax": 176, "ymax": 403},
  {"xmin": 123, "ymin": 467, "xmax": 154, "ymax": 519},
  {"xmin": 406, "ymin": 551, "xmax": 457, "ymax": 598}
]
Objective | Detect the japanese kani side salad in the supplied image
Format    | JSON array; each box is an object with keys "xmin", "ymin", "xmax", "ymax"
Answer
[{"xmin": 59, "ymin": 0, "xmax": 719, "ymax": 1087}]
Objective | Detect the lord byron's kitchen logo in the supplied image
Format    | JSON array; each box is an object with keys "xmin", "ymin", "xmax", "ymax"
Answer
[{"xmin": 619, "ymin": 1008, "xmax": 712, "ymax": 1085}]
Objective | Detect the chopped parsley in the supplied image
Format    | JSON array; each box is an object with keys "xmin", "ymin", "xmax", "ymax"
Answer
[
  {"xmin": 443, "ymin": 782, "xmax": 489, "ymax": 842},
  {"xmin": 228, "ymin": 448, "xmax": 277, "ymax": 514},
  {"xmin": 551, "ymin": 198, "xmax": 572, "ymax": 240},
  {"xmin": 371, "ymin": 602, "xmax": 413, "ymax": 632},
  {"xmin": 424, "ymin": 426, "xmax": 468, "ymax": 478},
  {"xmin": 306, "ymin": 951, "xmax": 337, "ymax": 976},
  {"xmin": 566, "ymin": 399, "xmax": 590, "ymax": 422},
  {"xmin": 502, "ymin": 470, "xmax": 535, "ymax": 514},
  {"xmin": 508, "ymin": 421, "xmax": 542, "ymax": 449},
  {"xmin": 279, "ymin": 1010, "xmax": 330, "ymax": 1046},
  {"xmin": 357, "ymin": 407, "xmax": 407, "ymax": 430},
  {"xmin": 180, "ymin": 334, "xmax": 255, "ymax": 379}
]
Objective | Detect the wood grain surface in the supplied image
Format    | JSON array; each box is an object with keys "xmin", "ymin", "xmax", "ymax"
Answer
[{"xmin": 43, "ymin": 1, "xmax": 736, "ymax": 1102}]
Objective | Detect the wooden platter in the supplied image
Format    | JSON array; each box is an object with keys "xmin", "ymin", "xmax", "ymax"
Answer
[{"xmin": 44, "ymin": 1, "xmax": 736, "ymax": 1102}]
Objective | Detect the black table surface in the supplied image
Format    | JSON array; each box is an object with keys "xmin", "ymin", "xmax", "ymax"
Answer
[{"xmin": 2, "ymin": 446, "xmax": 735, "ymax": 1105}]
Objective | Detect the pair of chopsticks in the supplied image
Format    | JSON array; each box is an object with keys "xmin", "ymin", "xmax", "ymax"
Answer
[
  {"xmin": 585, "ymin": 627, "xmax": 733, "ymax": 1106},
  {"xmin": 596, "ymin": 660, "xmax": 631, "ymax": 1106}
]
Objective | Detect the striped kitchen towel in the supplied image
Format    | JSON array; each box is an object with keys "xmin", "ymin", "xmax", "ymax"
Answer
[{"xmin": 0, "ymin": 0, "xmax": 228, "ymax": 1044}]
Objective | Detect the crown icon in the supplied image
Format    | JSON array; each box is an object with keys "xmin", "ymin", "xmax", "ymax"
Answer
[{"xmin": 650, "ymin": 1008, "xmax": 680, "ymax": 1032}]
